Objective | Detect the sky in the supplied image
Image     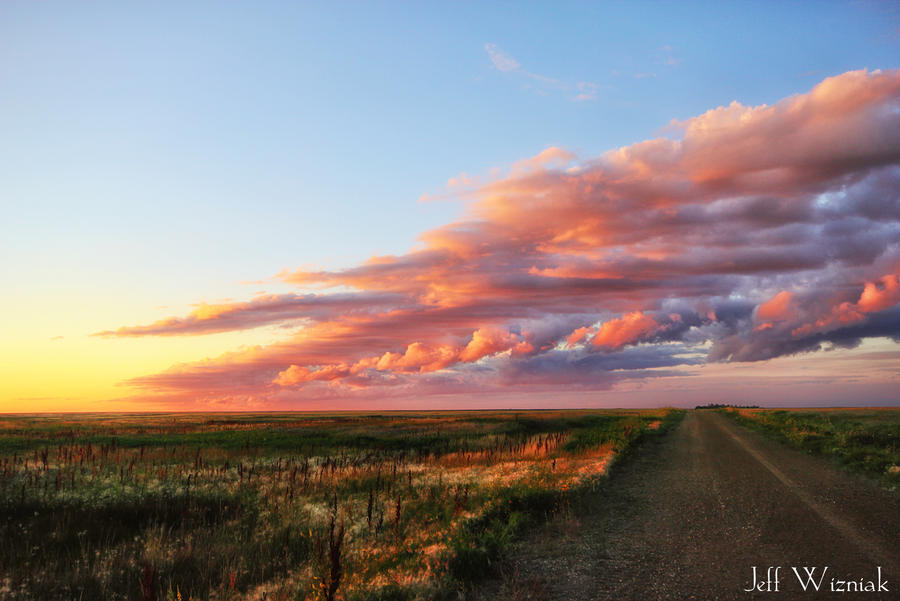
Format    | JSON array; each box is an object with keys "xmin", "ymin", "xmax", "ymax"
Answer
[{"xmin": 2, "ymin": 1, "xmax": 899, "ymax": 412}]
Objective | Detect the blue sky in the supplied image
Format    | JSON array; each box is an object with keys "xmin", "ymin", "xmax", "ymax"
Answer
[
  {"xmin": 3, "ymin": 2, "xmax": 896, "ymax": 288},
  {"xmin": 2, "ymin": 2, "xmax": 899, "ymax": 410}
]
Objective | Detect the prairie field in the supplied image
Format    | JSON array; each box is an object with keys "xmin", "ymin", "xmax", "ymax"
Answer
[
  {"xmin": 719, "ymin": 407, "xmax": 900, "ymax": 488},
  {"xmin": 0, "ymin": 409, "xmax": 682, "ymax": 601}
]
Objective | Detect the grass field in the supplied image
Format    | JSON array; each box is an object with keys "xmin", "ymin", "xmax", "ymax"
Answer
[
  {"xmin": 0, "ymin": 409, "xmax": 682, "ymax": 601},
  {"xmin": 719, "ymin": 407, "xmax": 900, "ymax": 489}
]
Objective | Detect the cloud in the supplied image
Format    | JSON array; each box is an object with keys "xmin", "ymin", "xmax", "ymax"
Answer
[
  {"xmin": 483, "ymin": 43, "xmax": 601, "ymax": 102},
  {"xmin": 756, "ymin": 291, "xmax": 795, "ymax": 322},
  {"xmin": 484, "ymin": 43, "xmax": 520, "ymax": 72},
  {"xmin": 858, "ymin": 274, "xmax": 900, "ymax": 312},
  {"xmin": 660, "ymin": 45, "xmax": 681, "ymax": 67},
  {"xmin": 591, "ymin": 312, "xmax": 662, "ymax": 350},
  {"xmin": 105, "ymin": 69, "xmax": 900, "ymax": 406},
  {"xmin": 93, "ymin": 292, "xmax": 407, "ymax": 337},
  {"xmin": 574, "ymin": 81, "xmax": 599, "ymax": 102}
]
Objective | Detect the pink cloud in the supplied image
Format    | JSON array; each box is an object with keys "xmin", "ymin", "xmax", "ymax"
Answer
[
  {"xmin": 271, "ymin": 326, "xmax": 530, "ymax": 389},
  {"xmin": 100, "ymin": 69, "xmax": 900, "ymax": 407},
  {"xmin": 756, "ymin": 291, "xmax": 795, "ymax": 321},
  {"xmin": 566, "ymin": 326, "xmax": 591, "ymax": 347},
  {"xmin": 375, "ymin": 342, "xmax": 459, "ymax": 374},
  {"xmin": 459, "ymin": 327, "xmax": 524, "ymax": 362},
  {"xmin": 858, "ymin": 274, "xmax": 900, "ymax": 313},
  {"xmin": 592, "ymin": 312, "xmax": 661, "ymax": 350},
  {"xmin": 93, "ymin": 293, "xmax": 405, "ymax": 337},
  {"xmin": 790, "ymin": 271, "xmax": 900, "ymax": 338}
]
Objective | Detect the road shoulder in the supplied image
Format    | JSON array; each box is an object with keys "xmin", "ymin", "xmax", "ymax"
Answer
[{"xmin": 471, "ymin": 411, "xmax": 900, "ymax": 601}]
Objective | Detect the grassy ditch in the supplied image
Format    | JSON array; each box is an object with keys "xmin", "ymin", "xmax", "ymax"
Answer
[{"xmin": 718, "ymin": 407, "xmax": 900, "ymax": 490}]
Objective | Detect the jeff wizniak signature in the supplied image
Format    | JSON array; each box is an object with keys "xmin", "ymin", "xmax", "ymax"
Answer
[{"xmin": 744, "ymin": 566, "xmax": 889, "ymax": 593}]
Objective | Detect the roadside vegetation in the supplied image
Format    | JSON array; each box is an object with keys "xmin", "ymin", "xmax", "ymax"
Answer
[
  {"xmin": 0, "ymin": 409, "xmax": 682, "ymax": 600},
  {"xmin": 719, "ymin": 407, "xmax": 900, "ymax": 490}
]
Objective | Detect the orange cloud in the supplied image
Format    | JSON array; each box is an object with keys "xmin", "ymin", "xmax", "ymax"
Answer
[
  {"xmin": 97, "ymin": 70, "xmax": 900, "ymax": 405},
  {"xmin": 94, "ymin": 293, "xmax": 405, "ymax": 337},
  {"xmin": 459, "ymin": 327, "xmax": 523, "ymax": 362},
  {"xmin": 375, "ymin": 342, "xmax": 459, "ymax": 373},
  {"xmin": 756, "ymin": 291, "xmax": 795, "ymax": 321},
  {"xmin": 273, "ymin": 364, "xmax": 351, "ymax": 386},
  {"xmin": 566, "ymin": 326, "xmax": 591, "ymax": 347},
  {"xmin": 858, "ymin": 274, "xmax": 900, "ymax": 313},
  {"xmin": 791, "ymin": 272, "xmax": 900, "ymax": 338},
  {"xmin": 270, "ymin": 326, "xmax": 532, "ymax": 388},
  {"xmin": 592, "ymin": 312, "xmax": 661, "ymax": 350}
]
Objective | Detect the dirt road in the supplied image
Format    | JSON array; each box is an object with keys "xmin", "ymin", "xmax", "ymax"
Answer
[{"xmin": 484, "ymin": 411, "xmax": 899, "ymax": 600}]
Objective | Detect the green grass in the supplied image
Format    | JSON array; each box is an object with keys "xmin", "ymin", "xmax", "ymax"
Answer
[
  {"xmin": 442, "ymin": 409, "xmax": 684, "ymax": 588},
  {"xmin": 719, "ymin": 408, "xmax": 900, "ymax": 490},
  {"xmin": 0, "ymin": 409, "xmax": 682, "ymax": 600}
]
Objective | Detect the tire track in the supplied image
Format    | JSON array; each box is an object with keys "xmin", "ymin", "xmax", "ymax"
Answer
[
  {"xmin": 478, "ymin": 411, "xmax": 900, "ymax": 600},
  {"xmin": 712, "ymin": 415, "xmax": 897, "ymax": 572}
]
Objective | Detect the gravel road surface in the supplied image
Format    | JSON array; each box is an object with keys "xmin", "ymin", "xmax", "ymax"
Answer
[{"xmin": 481, "ymin": 411, "xmax": 899, "ymax": 600}]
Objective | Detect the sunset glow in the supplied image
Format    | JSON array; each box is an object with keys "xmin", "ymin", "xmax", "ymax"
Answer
[{"xmin": 2, "ymin": 3, "xmax": 898, "ymax": 411}]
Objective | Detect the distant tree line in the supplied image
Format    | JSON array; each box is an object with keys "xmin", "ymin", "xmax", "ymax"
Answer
[{"xmin": 694, "ymin": 403, "xmax": 761, "ymax": 409}]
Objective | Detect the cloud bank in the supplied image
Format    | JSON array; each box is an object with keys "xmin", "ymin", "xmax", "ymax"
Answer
[{"xmin": 105, "ymin": 69, "xmax": 900, "ymax": 407}]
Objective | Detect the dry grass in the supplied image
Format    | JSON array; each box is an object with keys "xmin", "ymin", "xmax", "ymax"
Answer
[{"xmin": 0, "ymin": 409, "xmax": 679, "ymax": 600}]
